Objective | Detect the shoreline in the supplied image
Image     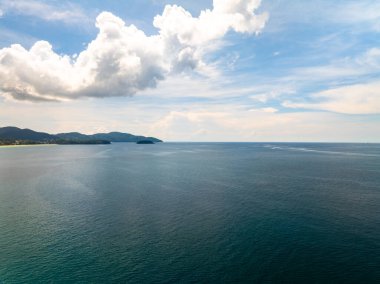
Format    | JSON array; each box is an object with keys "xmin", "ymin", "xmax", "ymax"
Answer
[{"xmin": 0, "ymin": 144, "xmax": 58, "ymax": 148}]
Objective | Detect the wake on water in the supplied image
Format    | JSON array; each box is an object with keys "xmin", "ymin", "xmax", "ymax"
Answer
[{"xmin": 264, "ymin": 144, "xmax": 380, "ymax": 157}]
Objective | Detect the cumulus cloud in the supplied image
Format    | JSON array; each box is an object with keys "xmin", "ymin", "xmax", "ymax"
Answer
[{"xmin": 0, "ymin": 0, "xmax": 268, "ymax": 102}]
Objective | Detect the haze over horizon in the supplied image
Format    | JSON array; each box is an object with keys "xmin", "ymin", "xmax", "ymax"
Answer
[{"xmin": 1, "ymin": 0, "xmax": 379, "ymax": 142}]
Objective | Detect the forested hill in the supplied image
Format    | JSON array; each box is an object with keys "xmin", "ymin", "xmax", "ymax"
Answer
[{"xmin": 0, "ymin": 127, "xmax": 162, "ymax": 145}]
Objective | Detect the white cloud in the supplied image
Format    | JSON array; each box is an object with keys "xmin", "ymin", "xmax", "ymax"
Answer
[
  {"xmin": 273, "ymin": 47, "xmax": 380, "ymax": 115},
  {"xmin": 260, "ymin": 107, "xmax": 278, "ymax": 113},
  {"xmin": 0, "ymin": 27, "xmax": 39, "ymax": 48},
  {"xmin": 0, "ymin": 0, "xmax": 89, "ymax": 24},
  {"xmin": 0, "ymin": 8, "xmax": 3, "ymax": 17},
  {"xmin": 283, "ymin": 82, "xmax": 380, "ymax": 114},
  {"xmin": 3, "ymin": 94, "xmax": 379, "ymax": 142},
  {"xmin": 356, "ymin": 48, "xmax": 380, "ymax": 68},
  {"xmin": 291, "ymin": 47, "xmax": 380, "ymax": 83},
  {"xmin": 334, "ymin": 1, "xmax": 380, "ymax": 32},
  {"xmin": 251, "ymin": 87, "xmax": 296, "ymax": 103},
  {"xmin": 265, "ymin": 0, "xmax": 380, "ymax": 33},
  {"xmin": 283, "ymin": 50, "xmax": 380, "ymax": 85},
  {"xmin": 148, "ymin": 108, "xmax": 380, "ymax": 142},
  {"xmin": 0, "ymin": 0, "xmax": 268, "ymax": 102}
]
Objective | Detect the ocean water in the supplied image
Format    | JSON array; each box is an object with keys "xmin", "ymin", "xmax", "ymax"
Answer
[{"xmin": 0, "ymin": 143, "xmax": 379, "ymax": 283}]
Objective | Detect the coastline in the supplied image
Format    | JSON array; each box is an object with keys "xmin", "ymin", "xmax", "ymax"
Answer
[{"xmin": 0, "ymin": 144, "xmax": 58, "ymax": 148}]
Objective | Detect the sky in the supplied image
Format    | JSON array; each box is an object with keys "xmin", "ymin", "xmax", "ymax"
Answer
[{"xmin": 0, "ymin": 0, "xmax": 379, "ymax": 142}]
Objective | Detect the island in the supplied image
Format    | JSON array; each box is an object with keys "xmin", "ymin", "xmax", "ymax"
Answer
[
  {"xmin": 136, "ymin": 140, "xmax": 155, "ymax": 144},
  {"xmin": 0, "ymin": 126, "xmax": 162, "ymax": 146}
]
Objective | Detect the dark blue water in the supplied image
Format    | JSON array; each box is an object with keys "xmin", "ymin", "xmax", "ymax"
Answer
[{"xmin": 0, "ymin": 143, "xmax": 379, "ymax": 283}]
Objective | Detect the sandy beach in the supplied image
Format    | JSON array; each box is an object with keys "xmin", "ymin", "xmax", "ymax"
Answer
[{"xmin": 0, "ymin": 144, "xmax": 57, "ymax": 149}]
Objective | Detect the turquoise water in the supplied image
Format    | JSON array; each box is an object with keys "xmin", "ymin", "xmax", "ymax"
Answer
[{"xmin": 0, "ymin": 143, "xmax": 379, "ymax": 283}]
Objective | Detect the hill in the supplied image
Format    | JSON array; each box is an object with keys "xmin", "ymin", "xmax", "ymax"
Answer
[
  {"xmin": 0, "ymin": 126, "xmax": 55, "ymax": 141},
  {"xmin": 0, "ymin": 127, "xmax": 162, "ymax": 145},
  {"xmin": 56, "ymin": 131, "xmax": 162, "ymax": 143}
]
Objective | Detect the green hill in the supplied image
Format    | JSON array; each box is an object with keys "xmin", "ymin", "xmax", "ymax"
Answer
[{"xmin": 0, "ymin": 127, "xmax": 162, "ymax": 145}]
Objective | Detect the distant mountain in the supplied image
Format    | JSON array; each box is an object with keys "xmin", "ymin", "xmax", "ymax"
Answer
[
  {"xmin": 54, "ymin": 132, "xmax": 91, "ymax": 140},
  {"xmin": 0, "ymin": 126, "xmax": 55, "ymax": 141},
  {"xmin": 0, "ymin": 126, "xmax": 162, "ymax": 145},
  {"xmin": 56, "ymin": 131, "xmax": 162, "ymax": 143}
]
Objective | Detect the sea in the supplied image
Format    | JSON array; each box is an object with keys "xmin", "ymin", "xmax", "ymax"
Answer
[{"xmin": 0, "ymin": 143, "xmax": 379, "ymax": 283}]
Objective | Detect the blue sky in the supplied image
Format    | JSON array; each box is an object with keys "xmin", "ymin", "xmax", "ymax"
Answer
[{"xmin": 0, "ymin": 0, "xmax": 379, "ymax": 141}]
